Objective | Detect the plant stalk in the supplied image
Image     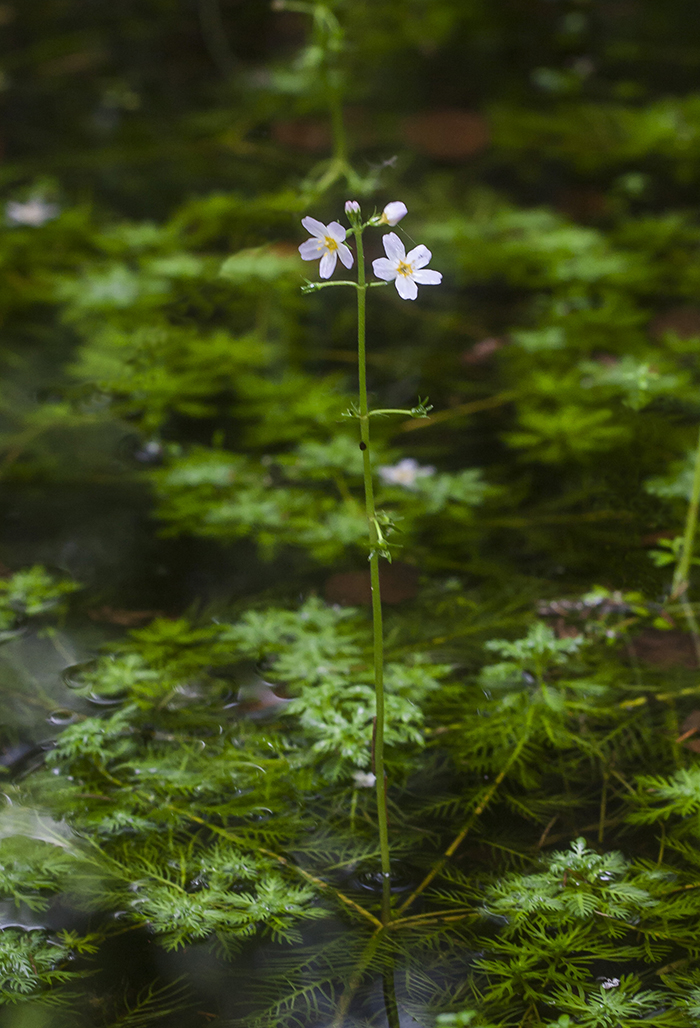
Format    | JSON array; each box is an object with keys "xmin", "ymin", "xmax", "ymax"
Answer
[
  {"xmin": 382, "ymin": 968, "xmax": 401, "ymax": 1028},
  {"xmin": 354, "ymin": 225, "xmax": 392, "ymax": 925},
  {"xmin": 328, "ymin": 80, "xmax": 348, "ymax": 166},
  {"xmin": 397, "ymin": 710, "xmax": 534, "ymax": 916},
  {"xmin": 672, "ymin": 424, "xmax": 700, "ymax": 599},
  {"xmin": 330, "ymin": 927, "xmax": 383, "ymax": 1028}
]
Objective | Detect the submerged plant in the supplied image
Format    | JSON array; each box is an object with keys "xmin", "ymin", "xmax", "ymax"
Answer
[
  {"xmin": 299, "ymin": 195, "xmax": 442, "ymax": 930},
  {"xmin": 5, "ymin": 173, "xmax": 700, "ymax": 1026},
  {"xmin": 10, "ymin": 2, "xmax": 700, "ymax": 1027}
]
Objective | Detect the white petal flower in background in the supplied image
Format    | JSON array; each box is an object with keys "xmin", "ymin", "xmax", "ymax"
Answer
[
  {"xmin": 6, "ymin": 198, "xmax": 59, "ymax": 227},
  {"xmin": 298, "ymin": 216, "xmax": 354, "ymax": 279},
  {"xmin": 378, "ymin": 458, "xmax": 435, "ymax": 489},
  {"xmin": 379, "ymin": 201, "xmax": 408, "ymax": 226},
  {"xmin": 372, "ymin": 232, "xmax": 442, "ymax": 300},
  {"xmin": 352, "ymin": 770, "xmax": 376, "ymax": 788}
]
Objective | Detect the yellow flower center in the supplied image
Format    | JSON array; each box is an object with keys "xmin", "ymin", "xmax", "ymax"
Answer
[
  {"xmin": 324, "ymin": 236, "xmax": 338, "ymax": 252},
  {"xmin": 396, "ymin": 260, "xmax": 413, "ymax": 277}
]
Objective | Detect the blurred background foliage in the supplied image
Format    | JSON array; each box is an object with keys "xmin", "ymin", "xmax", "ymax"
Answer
[{"xmin": 3, "ymin": 0, "xmax": 700, "ymax": 610}]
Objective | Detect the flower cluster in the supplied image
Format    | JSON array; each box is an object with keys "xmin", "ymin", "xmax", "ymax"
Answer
[{"xmin": 299, "ymin": 201, "xmax": 441, "ymax": 300}]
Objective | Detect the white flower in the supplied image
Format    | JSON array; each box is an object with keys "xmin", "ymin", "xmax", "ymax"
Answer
[
  {"xmin": 380, "ymin": 201, "xmax": 408, "ymax": 226},
  {"xmin": 344, "ymin": 200, "xmax": 361, "ymax": 214},
  {"xmin": 372, "ymin": 232, "xmax": 442, "ymax": 301},
  {"xmin": 298, "ymin": 216, "xmax": 353, "ymax": 279},
  {"xmin": 6, "ymin": 199, "xmax": 59, "ymax": 227},
  {"xmin": 352, "ymin": 770, "xmax": 376, "ymax": 788},
  {"xmin": 378, "ymin": 458, "xmax": 435, "ymax": 489}
]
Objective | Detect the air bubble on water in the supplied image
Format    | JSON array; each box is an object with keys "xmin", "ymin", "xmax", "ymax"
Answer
[
  {"xmin": 88, "ymin": 692, "xmax": 124, "ymax": 706},
  {"xmin": 62, "ymin": 659, "xmax": 98, "ymax": 690},
  {"xmin": 117, "ymin": 435, "xmax": 163, "ymax": 465},
  {"xmin": 47, "ymin": 709, "xmax": 79, "ymax": 726},
  {"xmin": 134, "ymin": 440, "xmax": 163, "ymax": 464},
  {"xmin": 0, "ymin": 625, "xmax": 27, "ymax": 644}
]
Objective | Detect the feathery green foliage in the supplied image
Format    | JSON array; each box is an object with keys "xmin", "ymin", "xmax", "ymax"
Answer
[{"xmin": 7, "ymin": 1, "xmax": 700, "ymax": 1026}]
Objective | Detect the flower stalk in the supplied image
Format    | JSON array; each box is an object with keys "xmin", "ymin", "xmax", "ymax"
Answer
[
  {"xmin": 669, "ymin": 423, "xmax": 700, "ymax": 663},
  {"xmin": 298, "ymin": 198, "xmax": 440, "ymax": 928},
  {"xmin": 671, "ymin": 423, "xmax": 700, "ymax": 600},
  {"xmin": 353, "ymin": 221, "xmax": 392, "ymax": 925}
]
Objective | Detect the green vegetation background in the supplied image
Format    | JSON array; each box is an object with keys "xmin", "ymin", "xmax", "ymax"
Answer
[{"xmin": 4, "ymin": 1, "xmax": 700, "ymax": 1027}]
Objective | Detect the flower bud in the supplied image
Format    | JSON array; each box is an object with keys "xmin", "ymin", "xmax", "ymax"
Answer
[
  {"xmin": 344, "ymin": 200, "xmax": 361, "ymax": 214},
  {"xmin": 379, "ymin": 201, "xmax": 408, "ymax": 226}
]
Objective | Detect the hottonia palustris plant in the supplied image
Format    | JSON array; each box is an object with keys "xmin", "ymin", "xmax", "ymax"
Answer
[{"xmin": 299, "ymin": 200, "xmax": 441, "ymax": 924}]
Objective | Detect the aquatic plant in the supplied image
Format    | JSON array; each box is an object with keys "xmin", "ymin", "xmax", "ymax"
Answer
[{"xmin": 7, "ymin": 0, "xmax": 700, "ymax": 1026}]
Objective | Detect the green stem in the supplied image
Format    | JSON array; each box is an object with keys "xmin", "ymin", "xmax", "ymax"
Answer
[
  {"xmin": 598, "ymin": 771, "xmax": 608, "ymax": 845},
  {"xmin": 198, "ymin": 0, "xmax": 236, "ymax": 78},
  {"xmin": 330, "ymin": 927, "xmax": 383, "ymax": 1028},
  {"xmin": 382, "ymin": 967, "xmax": 401, "ymax": 1028},
  {"xmin": 672, "ymin": 423, "xmax": 700, "ymax": 599},
  {"xmin": 354, "ymin": 225, "xmax": 391, "ymax": 925},
  {"xmin": 680, "ymin": 597, "xmax": 700, "ymax": 666},
  {"xmin": 397, "ymin": 708, "xmax": 534, "ymax": 916},
  {"xmin": 177, "ymin": 807, "xmax": 381, "ymax": 927},
  {"xmin": 328, "ymin": 80, "xmax": 348, "ymax": 165}
]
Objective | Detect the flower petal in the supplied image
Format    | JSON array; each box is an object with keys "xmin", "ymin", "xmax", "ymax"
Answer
[
  {"xmin": 381, "ymin": 201, "xmax": 408, "ymax": 226},
  {"xmin": 382, "ymin": 232, "xmax": 405, "ymax": 262},
  {"xmin": 337, "ymin": 242, "xmax": 354, "ymax": 269},
  {"xmin": 301, "ymin": 216, "xmax": 327, "ymax": 238},
  {"xmin": 299, "ymin": 238, "xmax": 324, "ymax": 260},
  {"xmin": 395, "ymin": 274, "xmax": 418, "ymax": 300},
  {"xmin": 319, "ymin": 250, "xmax": 338, "ymax": 279},
  {"xmin": 326, "ymin": 221, "xmax": 347, "ymax": 242},
  {"xmin": 372, "ymin": 257, "xmax": 397, "ymax": 281},
  {"xmin": 406, "ymin": 244, "xmax": 432, "ymax": 269},
  {"xmin": 413, "ymin": 269, "xmax": 442, "ymax": 285}
]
